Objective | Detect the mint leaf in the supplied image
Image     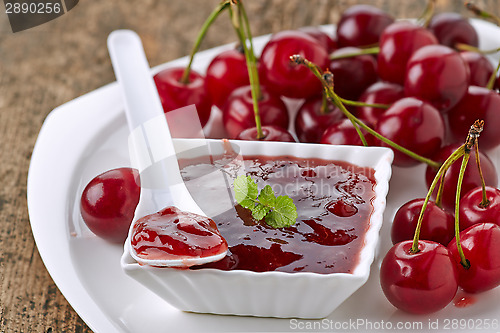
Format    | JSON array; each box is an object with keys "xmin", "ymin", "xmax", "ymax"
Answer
[
  {"xmin": 265, "ymin": 195, "xmax": 298, "ymax": 228},
  {"xmin": 258, "ymin": 185, "xmax": 276, "ymax": 206},
  {"xmin": 233, "ymin": 175, "xmax": 258, "ymax": 209},
  {"xmin": 251, "ymin": 203, "xmax": 269, "ymax": 220}
]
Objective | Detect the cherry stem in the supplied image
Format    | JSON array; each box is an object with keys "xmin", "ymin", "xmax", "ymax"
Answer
[
  {"xmin": 486, "ymin": 60, "xmax": 500, "ymax": 90},
  {"xmin": 292, "ymin": 55, "xmax": 441, "ymax": 168},
  {"xmin": 435, "ymin": 171, "xmax": 446, "ymax": 208},
  {"xmin": 454, "ymin": 152, "xmax": 471, "ymax": 269},
  {"xmin": 417, "ymin": 0, "xmax": 436, "ymax": 27},
  {"xmin": 329, "ymin": 46, "xmax": 379, "ymax": 60},
  {"xmin": 320, "ymin": 91, "xmax": 329, "ymax": 115},
  {"xmin": 229, "ymin": 1, "xmax": 264, "ymax": 138},
  {"xmin": 465, "ymin": 2, "xmax": 500, "ymax": 26},
  {"xmin": 475, "ymin": 143, "xmax": 490, "ymax": 207},
  {"xmin": 455, "ymin": 43, "xmax": 500, "ymax": 55},
  {"xmin": 180, "ymin": 1, "xmax": 231, "ymax": 84},
  {"xmin": 339, "ymin": 97, "xmax": 390, "ymax": 110},
  {"xmin": 411, "ymin": 145, "xmax": 466, "ymax": 253}
]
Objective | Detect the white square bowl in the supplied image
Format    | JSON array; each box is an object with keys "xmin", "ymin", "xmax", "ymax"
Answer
[{"xmin": 121, "ymin": 139, "xmax": 393, "ymax": 319}]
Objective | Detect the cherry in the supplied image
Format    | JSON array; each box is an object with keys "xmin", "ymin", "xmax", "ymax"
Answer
[
  {"xmin": 205, "ymin": 48, "xmax": 249, "ymax": 110},
  {"xmin": 374, "ymin": 97, "xmax": 445, "ymax": 167},
  {"xmin": 357, "ymin": 82, "xmax": 405, "ymax": 127},
  {"xmin": 336, "ymin": 4, "xmax": 394, "ymax": 48},
  {"xmin": 380, "ymin": 240, "xmax": 458, "ymax": 314},
  {"xmin": 459, "ymin": 51, "xmax": 495, "ymax": 88},
  {"xmin": 259, "ymin": 30, "xmax": 329, "ymax": 99},
  {"xmin": 222, "ymin": 85, "xmax": 289, "ymax": 139},
  {"xmin": 294, "ymin": 95, "xmax": 345, "ymax": 143},
  {"xmin": 320, "ymin": 119, "xmax": 371, "ymax": 146},
  {"xmin": 459, "ymin": 186, "xmax": 500, "ymax": 231},
  {"xmin": 425, "ymin": 144, "xmax": 498, "ymax": 212},
  {"xmin": 377, "ymin": 21, "xmax": 438, "ymax": 85},
  {"xmin": 391, "ymin": 199, "xmax": 455, "ymax": 246},
  {"xmin": 329, "ymin": 47, "xmax": 378, "ymax": 100},
  {"xmin": 447, "ymin": 223, "xmax": 500, "ymax": 293},
  {"xmin": 448, "ymin": 86, "xmax": 500, "ymax": 150},
  {"xmin": 80, "ymin": 168, "xmax": 140, "ymax": 243},
  {"xmin": 299, "ymin": 26, "xmax": 337, "ymax": 53},
  {"xmin": 154, "ymin": 67, "xmax": 212, "ymax": 127},
  {"xmin": 405, "ymin": 45, "xmax": 469, "ymax": 113},
  {"xmin": 428, "ymin": 12, "xmax": 479, "ymax": 49},
  {"xmin": 236, "ymin": 125, "xmax": 295, "ymax": 142}
]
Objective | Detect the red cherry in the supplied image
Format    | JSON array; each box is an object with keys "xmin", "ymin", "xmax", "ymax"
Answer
[
  {"xmin": 425, "ymin": 144, "xmax": 498, "ymax": 211},
  {"xmin": 294, "ymin": 96, "xmax": 345, "ymax": 143},
  {"xmin": 375, "ymin": 97, "xmax": 445, "ymax": 167},
  {"xmin": 299, "ymin": 26, "xmax": 337, "ymax": 53},
  {"xmin": 459, "ymin": 186, "xmax": 500, "ymax": 231},
  {"xmin": 377, "ymin": 21, "xmax": 438, "ymax": 85},
  {"xmin": 259, "ymin": 30, "xmax": 329, "ymax": 99},
  {"xmin": 405, "ymin": 45, "xmax": 469, "ymax": 113},
  {"xmin": 380, "ymin": 240, "xmax": 458, "ymax": 314},
  {"xmin": 448, "ymin": 223, "xmax": 500, "ymax": 293},
  {"xmin": 336, "ymin": 4, "xmax": 394, "ymax": 48},
  {"xmin": 448, "ymin": 86, "xmax": 500, "ymax": 150},
  {"xmin": 357, "ymin": 82, "xmax": 405, "ymax": 127},
  {"xmin": 222, "ymin": 85, "xmax": 289, "ymax": 139},
  {"xmin": 391, "ymin": 198, "xmax": 455, "ymax": 246},
  {"xmin": 236, "ymin": 126, "xmax": 295, "ymax": 142},
  {"xmin": 428, "ymin": 12, "xmax": 479, "ymax": 49},
  {"xmin": 154, "ymin": 67, "xmax": 212, "ymax": 127},
  {"xmin": 80, "ymin": 168, "xmax": 140, "ymax": 243},
  {"xmin": 459, "ymin": 51, "xmax": 495, "ymax": 88},
  {"xmin": 320, "ymin": 119, "xmax": 371, "ymax": 146},
  {"xmin": 329, "ymin": 47, "xmax": 378, "ymax": 100},
  {"xmin": 205, "ymin": 49, "xmax": 249, "ymax": 110}
]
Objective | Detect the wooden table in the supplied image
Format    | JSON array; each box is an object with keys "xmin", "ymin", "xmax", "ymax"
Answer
[{"xmin": 1, "ymin": 0, "xmax": 498, "ymax": 331}]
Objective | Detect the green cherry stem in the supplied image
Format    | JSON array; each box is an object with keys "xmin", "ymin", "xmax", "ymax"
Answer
[
  {"xmin": 329, "ymin": 46, "xmax": 379, "ymax": 60},
  {"xmin": 180, "ymin": 1, "xmax": 231, "ymax": 84},
  {"xmin": 229, "ymin": 1, "xmax": 263, "ymax": 138},
  {"xmin": 417, "ymin": 0, "xmax": 437, "ymax": 27},
  {"xmin": 411, "ymin": 145, "xmax": 466, "ymax": 253},
  {"xmin": 320, "ymin": 91, "xmax": 329, "ymax": 115},
  {"xmin": 475, "ymin": 143, "xmax": 490, "ymax": 207},
  {"xmin": 454, "ymin": 152, "xmax": 471, "ymax": 268},
  {"xmin": 338, "ymin": 97, "xmax": 390, "ymax": 110},
  {"xmin": 465, "ymin": 2, "xmax": 500, "ymax": 26},
  {"xmin": 487, "ymin": 60, "xmax": 500, "ymax": 90},
  {"xmin": 456, "ymin": 43, "xmax": 500, "ymax": 55},
  {"xmin": 292, "ymin": 55, "xmax": 441, "ymax": 168}
]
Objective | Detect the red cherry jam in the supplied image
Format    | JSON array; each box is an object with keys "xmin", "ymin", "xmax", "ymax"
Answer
[
  {"xmin": 183, "ymin": 155, "xmax": 376, "ymax": 274},
  {"xmin": 131, "ymin": 206, "xmax": 228, "ymax": 261}
]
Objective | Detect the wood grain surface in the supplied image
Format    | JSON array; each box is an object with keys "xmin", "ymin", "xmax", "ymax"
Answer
[{"xmin": 1, "ymin": 0, "xmax": 499, "ymax": 332}]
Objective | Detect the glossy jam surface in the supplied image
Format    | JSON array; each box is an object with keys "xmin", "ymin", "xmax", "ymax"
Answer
[
  {"xmin": 182, "ymin": 154, "xmax": 376, "ymax": 274},
  {"xmin": 131, "ymin": 206, "xmax": 228, "ymax": 261}
]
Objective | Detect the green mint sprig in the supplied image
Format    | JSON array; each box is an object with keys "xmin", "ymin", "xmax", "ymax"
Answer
[{"xmin": 233, "ymin": 175, "xmax": 297, "ymax": 228}]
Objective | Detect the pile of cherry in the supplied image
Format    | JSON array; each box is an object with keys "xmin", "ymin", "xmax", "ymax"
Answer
[{"xmin": 80, "ymin": 3, "xmax": 500, "ymax": 315}]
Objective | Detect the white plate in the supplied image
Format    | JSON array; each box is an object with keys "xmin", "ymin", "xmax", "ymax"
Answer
[{"xmin": 28, "ymin": 20, "xmax": 500, "ymax": 333}]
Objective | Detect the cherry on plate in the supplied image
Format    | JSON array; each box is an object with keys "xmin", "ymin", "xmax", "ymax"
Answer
[
  {"xmin": 404, "ymin": 45, "xmax": 469, "ymax": 113},
  {"xmin": 259, "ymin": 30, "xmax": 329, "ymax": 99},
  {"xmin": 154, "ymin": 67, "xmax": 212, "ymax": 127},
  {"xmin": 425, "ymin": 143, "xmax": 498, "ymax": 212},
  {"xmin": 448, "ymin": 86, "xmax": 500, "ymax": 150},
  {"xmin": 448, "ymin": 223, "xmax": 500, "ymax": 293},
  {"xmin": 236, "ymin": 126, "xmax": 295, "ymax": 142},
  {"xmin": 222, "ymin": 85, "xmax": 289, "ymax": 139},
  {"xmin": 80, "ymin": 168, "xmax": 140, "ymax": 243},
  {"xmin": 375, "ymin": 97, "xmax": 445, "ymax": 167},
  {"xmin": 336, "ymin": 4, "xmax": 394, "ymax": 48},
  {"xmin": 377, "ymin": 21, "xmax": 438, "ymax": 85},
  {"xmin": 329, "ymin": 47, "xmax": 378, "ymax": 101},
  {"xmin": 357, "ymin": 81, "xmax": 405, "ymax": 127},
  {"xmin": 205, "ymin": 49, "xmax": 249, "ymax": 110},
  {"xmin": 428, "ymin": 12, "xmax": 479, "ymax": 49},
  {"xmin": 380, "ymin": 240, "xmax": 458, "ymax": 314},
  {"xmin": 459, "ymin": 186, "xmax": 500, "ymax": 231},
  {"xmin": 391, "ymin": 198, "xmax": 455, "ymax": 246},
  {"xmin": 294, "ymin": 95, "xmax": 345, "ymax": 143}
]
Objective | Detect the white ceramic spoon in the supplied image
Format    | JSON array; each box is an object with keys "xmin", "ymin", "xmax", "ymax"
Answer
[{"xmin": 107, "ymin": 30, "xmax": 227, "ymax": 267}]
